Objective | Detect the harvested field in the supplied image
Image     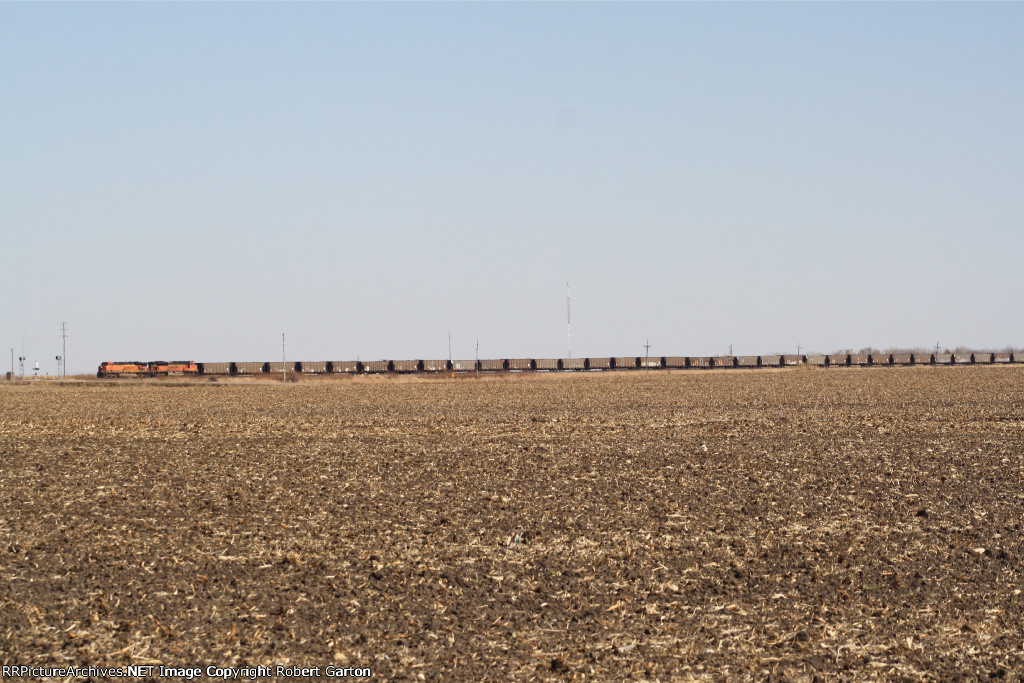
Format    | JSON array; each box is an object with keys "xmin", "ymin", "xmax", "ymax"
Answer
[{"xmin": 2, "ymin": 367, "xmax": 1023, "ymax": 680}]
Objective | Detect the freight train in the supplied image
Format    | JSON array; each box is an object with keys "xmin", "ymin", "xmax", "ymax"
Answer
[{"xmin": 98, "ymin": 352, "xmax": 1018, "ymax": 377}]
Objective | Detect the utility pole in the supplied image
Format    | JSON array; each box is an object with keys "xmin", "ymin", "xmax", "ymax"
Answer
[
  {"xmin": 796, "ymin": 342, "xmax": 802, "ymax": 357},
  {"xmin": 282, "ymin": 333, "xmax": 286, "ymax": 382},
  {"xmin": 567, "ymin": 283, "xmax": 572, "ymax": 359},
  {"xmin": 61, "ymin": 322, "xmax": 67, "ymax": 378},
  {"xmin": 729, "ymin": 344, "xmax": 733, "ymax": 356},
  {"xmin": 644, "ymin": 339, "xmax": 651, "ymax": 371},
  {"xmin": 475, "ymin": 338, "xmax": 479, "ymax": 380}
]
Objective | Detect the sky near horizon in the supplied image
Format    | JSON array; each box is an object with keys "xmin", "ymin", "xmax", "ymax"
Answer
[{"xmin": 2, "ymin": 3, "xmax": 1022, "ymax": 374}]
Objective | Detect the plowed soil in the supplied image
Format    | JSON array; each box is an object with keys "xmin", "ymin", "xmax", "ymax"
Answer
[{"xmin": 2, "ymin": 367, "xmax": 1023, "ymax": 681}]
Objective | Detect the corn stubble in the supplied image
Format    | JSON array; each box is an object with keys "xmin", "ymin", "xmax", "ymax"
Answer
[{"xmin": 1, "ymin": 368, "xmax": 1022, "ymax": 680}]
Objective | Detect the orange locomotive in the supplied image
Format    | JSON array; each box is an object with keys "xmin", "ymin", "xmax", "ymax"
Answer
[
  {"xmin": 97, "ymin": 361, "xmax": 199, "ymax": 378},
  {"xmin": 147, "ymin": 361, "xmax": 199, "ymax": 376},
  {"xmin": 96, "ymin": 361, "xmax": 149, "ymax": 378}
]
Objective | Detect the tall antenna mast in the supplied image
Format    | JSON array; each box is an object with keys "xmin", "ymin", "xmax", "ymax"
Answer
[
  {"xmin": 567, "ymin": 282, "xmax": 572, "ymax": 359},
  {"xmin": 61, "ymin": 322, "xmax": 67, "ymax": 379}
]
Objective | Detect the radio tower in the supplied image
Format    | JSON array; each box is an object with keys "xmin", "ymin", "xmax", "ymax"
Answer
[
  {"xmin": 61, "ymin": 322, "xmax": 67, "ymax": 379},
  {"xmin": 567, "ymin": 283, "xmax": 572, "ymax": 359}
]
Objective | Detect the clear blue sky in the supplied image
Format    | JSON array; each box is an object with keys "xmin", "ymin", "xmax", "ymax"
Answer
[{"xmin": 2, "ymin": 2, "xmax": 1022, "ymax": 373}]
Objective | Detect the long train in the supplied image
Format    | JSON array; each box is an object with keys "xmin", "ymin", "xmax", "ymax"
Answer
[{"xmin": 98, "ymin": 351, "xmax": 1018, "ymax": 377}]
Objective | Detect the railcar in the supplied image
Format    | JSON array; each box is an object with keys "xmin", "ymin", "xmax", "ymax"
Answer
[
  {"xmin": 262, "ymin": 361, "xmax": 289, "ymax": 374},
  {"xmin": 362, "ymin": 361, "xmax": 391, "ymax": 374},
  {"xmin": 229, "ymin": 361, "xmax": 264, "ymax": 375},
  {"xmin": 296, "ymin": 361, "xmax": 329, "ymax": 374},
  {"xmin": 197, "ymin": 362, "xmax": 231, "ymax": 375}
]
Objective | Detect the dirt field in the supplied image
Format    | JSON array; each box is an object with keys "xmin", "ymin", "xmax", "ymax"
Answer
[{"xmin": 1, "ymin": 367, "xmax": 1022, "ymax": 681}]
